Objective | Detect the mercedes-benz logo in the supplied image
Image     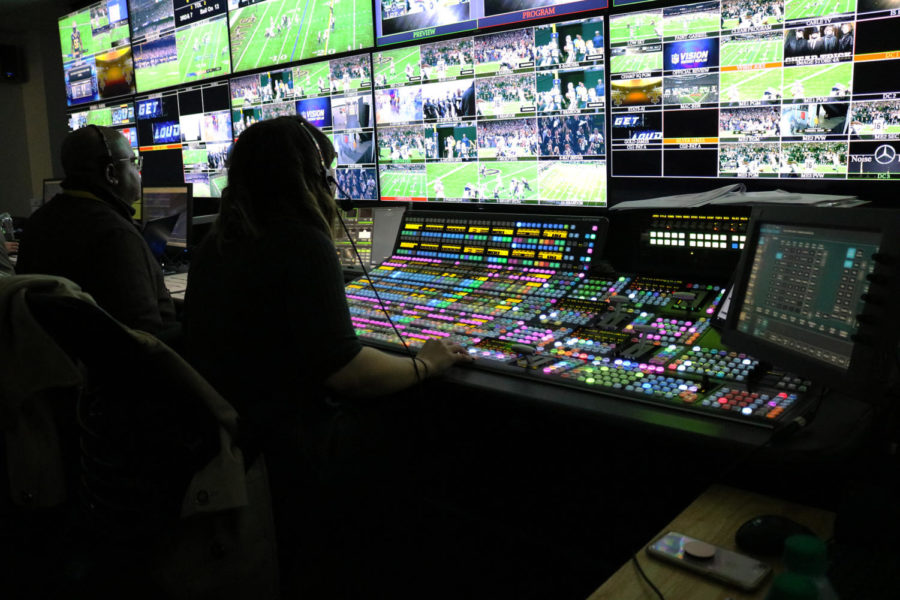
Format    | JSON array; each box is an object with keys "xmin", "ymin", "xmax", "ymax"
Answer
[{"xmin": 874, "ymin": 144, "xmax": 896, "ymax": 165}]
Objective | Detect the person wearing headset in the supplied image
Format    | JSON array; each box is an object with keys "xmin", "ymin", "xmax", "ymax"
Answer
[
  {"xmin": 16, "ymin": 125, "xmax": 175, "ymax": 334},
  {"xmin": 182, "ymin": 115, "xmax": 472, "ymax": 595}
]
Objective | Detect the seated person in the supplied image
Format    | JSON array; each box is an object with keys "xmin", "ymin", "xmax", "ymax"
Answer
[
  {"xmin": 182, "ymin": 115, "xmax": 473, "ymax": 594},
  {"xmin": 16, "ymin": 126, "xmax": 175, "ymax": 334}
]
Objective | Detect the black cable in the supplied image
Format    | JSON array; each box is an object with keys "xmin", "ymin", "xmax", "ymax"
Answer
[
  {"xmin": 333, "ymin": 184, "xmax": 421, "ymax": 383},
  {"xmin": 631, "ymin": 554, "xmax": 666, "ymax": 600}
]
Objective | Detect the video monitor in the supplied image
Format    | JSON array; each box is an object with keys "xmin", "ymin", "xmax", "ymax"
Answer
[
  {"xmin": 130, "ymin": 0, "xmax": 231, "ymax": 93},
  {"xmin": 59, "ymin": 0, "xmax": 134, "ymax": 106},
  {"xmin": 608, "ymin": 0, "xmax": 900, "ymax": 181},
  {"xmin": 377, "ymin": 0, "xmax": 607, "ymax": 46},
  {"xmin": 136, "ymin": 80, "xmax": 232, "ymax": 198},
  {"xmin": 334, "ymin": 208, "xmax": 374, "ymax": 268},
  {"xmin": 228, "ymin": 0, "xmax": 374, "ymax": 73},
  {"xmin": 230, "ymin": 52, "xmax": 377, "ymax": 202},
  {"xmin": 141, "ymin": 184, "xmax": 193, "ymax": 262},
  {"xmin": 374, "ymin": 15, "xmax": 607, "ymax": 206},
  {"xmin": 722, "ymin": 206, "xmax": 900, "ymax": 391}
]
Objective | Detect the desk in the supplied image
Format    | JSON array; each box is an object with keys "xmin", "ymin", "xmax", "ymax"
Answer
[{"xmin": 588, "ymin": 484, "xmax": 835, "ymax": 600}]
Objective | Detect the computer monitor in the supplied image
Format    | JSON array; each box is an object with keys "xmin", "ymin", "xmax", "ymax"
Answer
[
  {"xmin": 721, "ymin": 206, "xmax": 900, "ymax": 391},
  {"xmin": 58, "ymin": 0, "xmax": 134, "ymax": 106},
  {"xmin": 374, "ymin": 14, "xmax": 607, "ymax": 206},
  {"xmin": 141, "ymin": 184, "xmax": 193, "ymax": 264},
  {"xmin": 42, "ymin": 179, "xmax": 63, "ymax": 205}
]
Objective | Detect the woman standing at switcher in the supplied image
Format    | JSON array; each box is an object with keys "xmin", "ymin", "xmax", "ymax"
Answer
[{"xmin": 182, "ymin": 115, "xmax": 473, "ymax": 594}]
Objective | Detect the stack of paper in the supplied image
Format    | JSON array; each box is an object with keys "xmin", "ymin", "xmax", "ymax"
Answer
[{"xmin": 610, "ymin": 184, "xmax": 865, "ymax": 210}]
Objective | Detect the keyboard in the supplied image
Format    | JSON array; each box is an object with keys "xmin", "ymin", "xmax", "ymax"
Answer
[{"xmin": 164, "ymin": 272, "xmax": 189, "ymax": 296}]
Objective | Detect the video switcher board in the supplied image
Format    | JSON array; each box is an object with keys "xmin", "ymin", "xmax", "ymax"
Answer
[{"xmin": 344, "ymin": 212, "xmax": 811, "ymax": 429}]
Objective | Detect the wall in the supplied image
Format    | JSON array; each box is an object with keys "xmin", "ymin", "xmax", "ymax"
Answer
[{"xmin": 0, "ymin": 5, "xmax": 67, "ymax": 217}]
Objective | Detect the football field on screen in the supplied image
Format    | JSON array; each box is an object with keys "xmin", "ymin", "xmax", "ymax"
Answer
[
  {"xmin": 374, "ymin": 48, "xmax": 420, "ymax": 88},
  {"xmin": 720, "ymin": 39, "xmax": 782, "ymax": 67},
  {"xmin": 784, "ymin": 0, "xmax": 856, "ymax": 20},
  {"xmin": 610, "ymin": 51, "xmax": 662, "ymax": 74},
  {"xmin": 782, "ymin": 63, "xmax": 853, "ymax": 99},
  {"xmin": 721, "ymin": 68, "xmax": 782, "ymax": 102},
  {"xmin": 182, "ymin": 149, "xmax": 208, "ymax": 168},
  {"xmin": 211, "ymin": 174, "xmax": 228, "ymax": 197},
  {"xmin": 538, "ymin": 162, "xmax": 606, "ymax": 205},
  {"xmin": 664, "ymin": 13, "xmax": 720, "ymax": 37},
  {"xmin": 229, "ymin": 0, "xmax": 373, "ymax": 73},
  {"xmin": 59, "ymin": 12, "xmax": 102, "ymax": 60},
  {"xmin": 477, "ymin": 162, "xmax": 538, "ymax": 201},
  {"xmin": 609, "ymin": 15, "xmax": 661, "ymax": 44},
  {"xmin": 426, "ymin": 163, "xmax": 478, "ymax": 199},
  {"xmin": 379, "ymin": 170, "xmax": 426, "ymax": 198},
  {"xmin": 137, "ymin": 19, "xmax": 230, "ymax": 92}
]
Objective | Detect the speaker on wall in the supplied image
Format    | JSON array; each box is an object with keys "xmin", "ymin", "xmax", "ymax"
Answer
[{"xmin": 0, "ymin": 44, "xmax": 26, "ymax": 84}]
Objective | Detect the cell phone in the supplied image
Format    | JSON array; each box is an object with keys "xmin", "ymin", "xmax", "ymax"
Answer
[{"xmin": 646, "ymin": 531, "xmax": 772, "ymax": 591}]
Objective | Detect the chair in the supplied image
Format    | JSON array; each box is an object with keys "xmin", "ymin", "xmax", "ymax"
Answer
[{"xmin": 0, "ymin": 276, "xmax": 278, "ymax": 599}]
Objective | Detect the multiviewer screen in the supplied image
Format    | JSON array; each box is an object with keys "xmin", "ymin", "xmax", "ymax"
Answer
[
  {"xmin": 609, "ymin": 0, "xmax": 900, "ymax": 180},
  {"xmin": 375, "ymin": 14, "xmax": 607, "ymax": 206}
]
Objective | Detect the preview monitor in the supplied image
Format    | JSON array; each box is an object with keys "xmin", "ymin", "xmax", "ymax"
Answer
[
  {"xmin": 130, "ymin": 0, "xmax": 231, "ymax": 93},
  {"xmin": 374, "ymin": 15, "xmax": 607, "ymax": 206},
  {"xmin": 377, "ymin": 0, "xmax": 608, "ymax": 46},
  {"xmin": 721, "ymin": 206, "xmax": 900, "ymax": 391},
  {"xmin": 230, "ymin": 52, "xmax": 377, "ymax": 201},
  {"xmin": 58, "ymin": 0, "xmax": 134, "ymax": 106},
  {"xmin": 141, "ymin": 184, "xmax": 193, "ymax": 261},
  {"xmin": 608, "ymin": 0, "xmax": 900, "ymax": 181},
  {"xmin": 227, "ymin": 0, "xmax": 374, "ymax": 73},
  {"xmin": 136, "ymin": 80, "xmax": 232, "ymax": 197}
]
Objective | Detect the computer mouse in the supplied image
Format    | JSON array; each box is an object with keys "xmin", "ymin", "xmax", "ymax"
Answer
[{"xmin": 735, "ymin": 515, "xmax": 815, "ymax": 556}]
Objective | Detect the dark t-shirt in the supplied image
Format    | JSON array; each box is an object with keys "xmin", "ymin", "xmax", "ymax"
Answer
[
  {"xmin": 183, "ymin": 222, "xmax": 362, "ymax": 438},
  {"xmin": 16, "ymin": 191, "xmax": 175, "ymax": 333}
]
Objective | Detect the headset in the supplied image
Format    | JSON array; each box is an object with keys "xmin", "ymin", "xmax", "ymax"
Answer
[{"xmin": 296, "ymin": 118, "xmax": 422, "ymax": 377}]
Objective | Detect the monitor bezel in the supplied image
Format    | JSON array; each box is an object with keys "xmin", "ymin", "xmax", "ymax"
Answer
[{"xmin": 721, "ymin": 205, "xmax": 900, "ymax": 393}]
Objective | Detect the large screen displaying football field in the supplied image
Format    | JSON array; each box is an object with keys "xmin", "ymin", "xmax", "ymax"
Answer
[
  {"xmin": 131, "ymin": 0, "xmax": 231, "ymax": 93},
  {"xmin": 609, "ymin": 0, "xmax": 900, "ymax": 181},
  {"xmin": 228, "ymin": 0, "xmax": 374, "ymax": 73}
]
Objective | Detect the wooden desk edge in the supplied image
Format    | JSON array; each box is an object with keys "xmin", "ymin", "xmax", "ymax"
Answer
[{"xmin": 587, "ymin": 484, "xmax": 836, "ymax": 600}]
